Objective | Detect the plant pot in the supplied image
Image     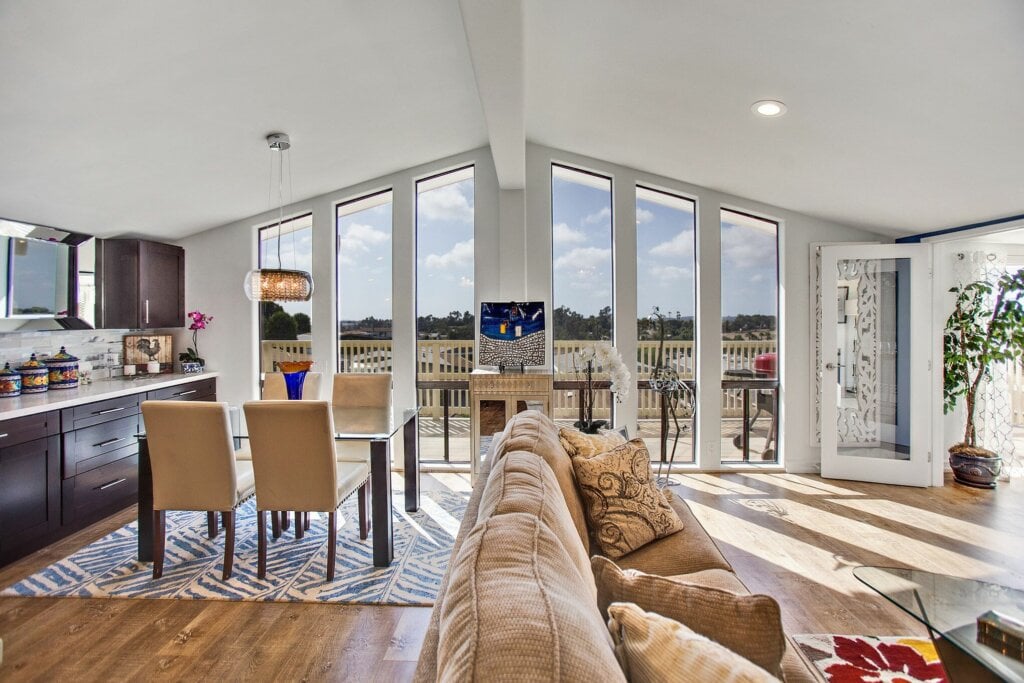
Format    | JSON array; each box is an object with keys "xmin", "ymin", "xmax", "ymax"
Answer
[
  {"xmin": 574, "ymin": 419, "xmax": 607, "ymax": 434},
  {"xmin": 948, "ymin": 446, "xmax": 1002, "ymax": 489}
]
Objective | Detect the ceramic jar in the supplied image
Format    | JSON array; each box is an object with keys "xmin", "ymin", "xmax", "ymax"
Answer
[
  {"xmin": 0, "ymin": 362, "xmax": 22, "ymax": 397},
  {"xmin": 18, "ymin": 354, "xmax": 49, "ymax": 394},
  {"xmin": 45, "ymin": 346, "xmax": 79, "ymax": 389}
]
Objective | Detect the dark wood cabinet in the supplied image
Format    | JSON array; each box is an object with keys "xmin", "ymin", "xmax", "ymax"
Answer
[
  {"xmin": 0, "ymin": 412, "xmax": 61, "ymax": 562},
  {"xmin": 95, "ymin": 239, "xmax": 184, "ymax": 329}
]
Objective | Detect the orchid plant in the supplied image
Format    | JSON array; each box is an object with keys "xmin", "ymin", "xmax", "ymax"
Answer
[
  {"xmin": 178, "ymin": 310, "xmax": 213, "ymax": 365},
  {"xmin": 574, "ymin": 341, "xmax": 631, "ymax": 433}
]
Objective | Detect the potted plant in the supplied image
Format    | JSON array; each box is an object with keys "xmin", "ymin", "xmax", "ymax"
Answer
[
  {"xmin": 573, "ymin": 342, "xmax": 630, "ymax": 433},
  {"xmin": 943, "ymin": 268, "xmax": 1024, "ymax": 487},
  {"xmin": 178, "ymin": 310, "xmax": 213, "ymax": 373}
]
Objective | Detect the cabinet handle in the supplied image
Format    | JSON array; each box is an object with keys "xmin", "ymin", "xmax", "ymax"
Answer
[
  {"xmin": 173, "ymin": 389, "xmax": 197, "ymax": 397},
  {"xmin": 94, "ymin": 407, "xmax": 127, "ymax": 415},
  {"xmin": 0, "ymin": 433, "xmax": 7, "ymax": 439},
  {"xmin": 145, "ymin": 299, "xmax": 150, "ymax": 324},
  {"xmin": 96, "ymin": 477, "xmax": 127, "ymax": 491},
  {"xmin": 93, "ymin": 436, "xmax": 127, "ymax": 448}
]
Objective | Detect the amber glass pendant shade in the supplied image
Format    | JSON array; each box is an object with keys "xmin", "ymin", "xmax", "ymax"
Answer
[{"xmin": 243, "ymin": 269, "xmax": 314, "ymax": 302}]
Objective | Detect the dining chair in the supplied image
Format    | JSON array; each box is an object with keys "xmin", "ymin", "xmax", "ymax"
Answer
[
  {"xmin": 332, "ymin": 373, "xmax": 390, "ymax": 531},
  {"xmin": 262, "ymin": 371, "xmax": 322, "ymax": 400},
  {"xmin": 141, "ymin": 401, "xmax": 256, "ymax": 580},
  {"xmin": 242, "ymin": 400, "xmax": 371, "ymax": 581}
]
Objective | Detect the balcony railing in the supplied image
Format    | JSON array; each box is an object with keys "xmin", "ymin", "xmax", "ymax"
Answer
[{"xmin": 260, "ymin": 339, "xmax": 778, "ymax": 419}]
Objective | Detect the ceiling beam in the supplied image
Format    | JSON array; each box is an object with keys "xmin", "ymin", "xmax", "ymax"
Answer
[{"xmin": 458, "ymin": 0, "xmax": 525, "ymax": 189}]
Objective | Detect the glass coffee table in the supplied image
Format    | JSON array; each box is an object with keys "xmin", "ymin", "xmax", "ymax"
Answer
[{"xmin": 855, "ymin": 566, "xmax": 1024, "ymax": 682}]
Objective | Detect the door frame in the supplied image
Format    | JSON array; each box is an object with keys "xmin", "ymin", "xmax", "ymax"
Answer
[{"xmin": 819, "ymin": 243, "xmax": 934, "ymax": 487}]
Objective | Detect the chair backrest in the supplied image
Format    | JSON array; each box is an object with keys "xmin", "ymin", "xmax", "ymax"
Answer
[
  {"xmin": 331, "ymin": 372, "xmax": 392, "ymax": 409},
  {"xmin": 141, "ymin": 401, "xmax": 239, "ymax": 511},
  {"xmin": 242, "ymin": 400, "xmax": 340, "ymax": 512},
  {"xmin": 262, "ymin": 372, "xmax": 322, "ymax": 400}
]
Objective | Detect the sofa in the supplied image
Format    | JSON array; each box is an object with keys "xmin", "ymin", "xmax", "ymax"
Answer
[{"xmin": 414, "ymin": 411, "xmax": 817, "ymax": 682}]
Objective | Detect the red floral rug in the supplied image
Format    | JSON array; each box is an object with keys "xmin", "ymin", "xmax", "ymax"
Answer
[{"xmin": 793, "ymin": 634, "xmax": 948, "ymax": 683}]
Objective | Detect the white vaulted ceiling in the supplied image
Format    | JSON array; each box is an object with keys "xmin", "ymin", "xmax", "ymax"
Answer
[{"xmin": 2, "ymin": 1, "xmax": 1023, "ymax": 239}]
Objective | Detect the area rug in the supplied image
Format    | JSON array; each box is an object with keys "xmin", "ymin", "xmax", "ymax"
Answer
[
  {"xmin": 793, "ymin": 634, "xmax": 948, "ymax": 683},
  {"xmin": 1, "ymin": 489, "xmax": 468, "ymax": 606}
]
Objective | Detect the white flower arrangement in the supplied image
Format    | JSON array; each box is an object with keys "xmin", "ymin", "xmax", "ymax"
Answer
[{"xmin": 578, "ymin": 341, "xmax": 631, "ymax": 402}]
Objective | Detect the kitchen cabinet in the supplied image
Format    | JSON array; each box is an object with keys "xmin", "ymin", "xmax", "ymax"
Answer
[
  {"xmin": 0, "ymin": 412, "xmax": 61, "ymax": 563},
  {"xmin": 96, "ymin": 239, "xmax": 185, "ymax": 329}
]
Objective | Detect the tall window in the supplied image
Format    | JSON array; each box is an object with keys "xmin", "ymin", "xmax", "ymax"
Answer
[
  {"xmin": 257, "ymin": 213, "xmax": 314, "ymax": 374},
  {"xmin": 416, "ymin": 166, "xmax": 475, "ymax": 463},
  {"xmin": 720, "ymin": 209, "xmax": 779, "ymax": 463},
  {"xmin": 551, "ymin": 164, "xmax": 613, "ymax": 426},
  {"xmin": 336, "ymin": 190, "xmax": 393, "ymax": 373},
  {"xmin": 636, "ymin": 186, "xmax": 697, "ymax": 464}
]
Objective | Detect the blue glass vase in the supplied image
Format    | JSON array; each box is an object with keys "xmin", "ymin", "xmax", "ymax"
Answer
[{"xmin": 283, "ymin": 370, "xmax": 308, "ymax": 400}]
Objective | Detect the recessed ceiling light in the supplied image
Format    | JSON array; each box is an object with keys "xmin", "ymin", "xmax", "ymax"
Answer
[{"xmin": 752, "ymin": 100, "xmax": 787, "ymax": 117}]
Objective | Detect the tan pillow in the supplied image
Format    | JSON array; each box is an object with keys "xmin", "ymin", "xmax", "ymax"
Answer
[
  {"xmin": 571, "ymin": 439, "xmax": 683, "ymax": 558},
  {"xmin": 438, "ymin": 513, "xmax": 624, "ymax": 682},
  {"xmin": 559, "ymin": 426, "xmax": 626, "ymax": 458},
  {"xmin": 593, "ymin": 556, "xmax": 786, "ymax": 676},
  {"xmin": 607, "ymin": 602, "xmax": 780, "ymax": 683}
]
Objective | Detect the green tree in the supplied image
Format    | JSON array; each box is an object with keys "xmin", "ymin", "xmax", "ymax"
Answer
[
  {"xmin": 294, "ymin": 312, "xmax": 311, "ymax": 335},
  {"xmin": 265, "ymin": 311, "xmax": 298, "ymax": 340}
]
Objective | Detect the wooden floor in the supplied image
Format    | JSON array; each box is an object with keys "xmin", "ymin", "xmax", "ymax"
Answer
[{"xmin": 0, "ymin": 471, "xmax": 1021, "ymax": 681}]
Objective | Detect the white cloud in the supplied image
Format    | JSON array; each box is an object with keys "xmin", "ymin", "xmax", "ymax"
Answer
[
  {"xmin": 418, "ymin": 184, "xmax": 473, "ymax": 223},
  {"xmin": 721, "ymin": 225, "xmax": 775, "ymax": 269},
  {"xmin": 636, "ymin": 207, "xmax": 654, "ymax": 224},
  {"xmin": 583, "ymin": 206, "xmax": 611, "ymax": 225},
  {"xmin": 459, "ymin": 275, "xmax": 474, "ymax": 288},
  {"xmin": 338, "ymin": 222, "xmax": 389, "ymax": 265},
  {"xmin": 554, "ymin": 246, "xmax": 611, "ymax": 273},
  {"xmin": 553, "ymin": 222, "xmax": 586, "ymax": 246},
  {"xmin": 424, "ymin": 238, "xmax": 474, "ymax": 269},
  {"xmin": 649, "ymin": 265, "xmax": 692, "ymax": 282},
  {"xmin": 649, "ymin": 231, "xmax": 694, "ymax": 259}
]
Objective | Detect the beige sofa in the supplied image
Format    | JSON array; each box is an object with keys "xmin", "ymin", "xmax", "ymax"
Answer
[{"xmin": 414, "ymin": 411, "xmax": 816, "ymax": 682}]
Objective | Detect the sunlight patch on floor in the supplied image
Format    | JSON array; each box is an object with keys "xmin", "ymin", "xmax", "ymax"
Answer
[
  {"xmin": 673, "ymin": 474, "xmax": 765, "ymax": 496},
  {"xmin": 427, "ymin": 472, "xmax": 474, "ymax": 492},
  {"xmin": 731, "ymin": 497, "xmax": 1001, "ymax": 577},
  {"xmin": 740, "ymin": 473, "xmax": 865, "ymax": 497},
  {"xmin": 419, "ymin": 495, "xmax": 462, "ymax": 539}
]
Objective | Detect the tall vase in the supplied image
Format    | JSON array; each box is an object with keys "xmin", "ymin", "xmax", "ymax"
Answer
[{"xmin": 277, "ymin": 361, "xmax": 314, "ymax": 400}]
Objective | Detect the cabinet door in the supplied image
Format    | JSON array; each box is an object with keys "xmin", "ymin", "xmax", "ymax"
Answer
[
  {"xmin": 138, "ymin": 241, "xmax": 184, "ymax": 328},
  {"xmin": 0, "ymin": 435, "xmax": 60, "ymax": 553}
]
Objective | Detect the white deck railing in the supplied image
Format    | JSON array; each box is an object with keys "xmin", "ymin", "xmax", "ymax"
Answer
[{"xmin": 261, "ymin": 338, "xmax": 779, "ymax": 419}]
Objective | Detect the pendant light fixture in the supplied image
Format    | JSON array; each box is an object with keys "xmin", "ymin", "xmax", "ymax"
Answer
[{"xmin": 243, "ymin": 133, "xmax": 314, "ymax": 302}]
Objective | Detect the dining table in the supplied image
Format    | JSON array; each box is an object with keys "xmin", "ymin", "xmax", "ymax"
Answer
[{"xmin": 136, "ymin": 406, "xmax": 420, "ymax": 568}]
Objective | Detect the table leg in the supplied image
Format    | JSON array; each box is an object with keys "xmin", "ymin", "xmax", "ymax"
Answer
[
  {"xmin": 138, "ymin": 436, "xmax": 153, "ymax": 562},
  {"xmin": 404, "ymin": 413, "xmax": 419, "ymax": 512},
  {"xmin": 371, "ymin": 438, "xmax": 393, "ymax": 567}
]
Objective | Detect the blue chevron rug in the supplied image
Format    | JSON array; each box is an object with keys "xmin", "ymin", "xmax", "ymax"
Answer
[{"xmin": 2, "ymin": 488, "xmax": 468, "ymax": 605}]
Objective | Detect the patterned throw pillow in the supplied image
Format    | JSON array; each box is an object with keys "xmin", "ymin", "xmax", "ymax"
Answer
[
  {"xmin": 607, "ymin": 603, "xmax": 780, "ymax": 683},
  {"xmin": 559, "ymin": 426, "xmax": 626, "ymax": 458},
  {"xmin": 571, "ymin": 439, "xmax": 684, "ymax": 558}
]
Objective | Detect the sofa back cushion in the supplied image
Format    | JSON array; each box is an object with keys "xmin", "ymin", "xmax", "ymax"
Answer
[
  {"xmin": 438, "ymin": 513, "xmax": 624, "ymax": 682},
  {"xmin": 593, "ymin": 556, "xmax": 786, "ymax": 677},
  {"xmin": 493, "ymin": 410, "xmax": 590, "ymax": 554},
  {"xmin": 478, "ymin": 450, "xmax": 595, "ymax": 598}
]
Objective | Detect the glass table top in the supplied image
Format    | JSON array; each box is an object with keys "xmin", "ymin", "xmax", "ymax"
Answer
[
  {"xmin": 331, "ymin": 407, "xmax": 419, "ymax": 440},
  {"xmin": 855, "ymin": 566, "xmax": 1024, "ymax": 682}
]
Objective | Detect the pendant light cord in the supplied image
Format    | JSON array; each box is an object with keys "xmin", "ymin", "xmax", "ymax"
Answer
[{"xmin": 276, "ymin": 148, "xmax": 284, "ymax": 269}]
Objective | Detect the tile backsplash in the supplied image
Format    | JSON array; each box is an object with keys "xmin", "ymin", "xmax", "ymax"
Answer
[{"xmin": 0, "ymin": 329, "xmax": 130, "ymax": 376}]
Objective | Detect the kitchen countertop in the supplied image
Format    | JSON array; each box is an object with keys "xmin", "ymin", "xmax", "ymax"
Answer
[{"xmin": 0, "ymin": 372, "xmax": 220, "ymax": 420}]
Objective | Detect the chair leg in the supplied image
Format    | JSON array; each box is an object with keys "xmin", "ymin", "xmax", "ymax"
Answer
[
  {"xmin": 281, "ymin": 511, "xmax": 290, "ymax": 531},
  {"xmin": 304, "ymin": 512, "xmax": 311, "ymax": 531},
  {"xmin": 222, "ymin": 510, "xmax": 236, "ymax": 580},
  {"xmin": 207, "ymin": 511, "xmax": 218, "ymax": 539},
  {"xmin": 327, "ymin": 511, "xmax": 337, "ymax": 581},
  {"xmin": 153, "ymin": 510, "xmax": 166, "ymax": 579},
  {"xmin": 295, "ymin": 511, "xmax": 304, "ymax": 540},
  {"xmin": 358, "ymin": 482, "xmax": 370, "ymax": 540},
  {"xmin": 258, "ymin": 509, "xmax": 267, "ymax": 579},
  {"xmin": 271, "ymin": 510, "xmax": 282, "ymax": 539}
]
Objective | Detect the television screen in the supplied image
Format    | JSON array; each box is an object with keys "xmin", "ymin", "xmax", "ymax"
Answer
[{"xmin": 479, "ymin": 301, "xmax": 545, "ymax": 368}]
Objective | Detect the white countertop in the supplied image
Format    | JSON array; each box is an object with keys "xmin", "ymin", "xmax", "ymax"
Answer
[{"xmin": 0, "ymin": 372, "xmax": 220, "ymax": 420}]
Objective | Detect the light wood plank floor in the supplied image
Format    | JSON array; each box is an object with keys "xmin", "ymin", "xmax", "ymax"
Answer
[{"xmin": 0, "ymin": 472, "xmax": 1020, "ymax": 681}]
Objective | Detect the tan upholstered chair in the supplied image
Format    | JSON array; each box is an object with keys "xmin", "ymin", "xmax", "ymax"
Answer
[
  {"xmin": 141, "ymin": 401, "xmax": 256, "ymax": 580},
  {"xmin": 262, "ymin": 372, "xmax": 322, "ymax": 400},
  {"xmin": 243, "ymin": 400, "xmax": 371, "ymax": 580},
  {"xmin": 332, "ymin": 372, "xmax": 392, "ymax": 464}
]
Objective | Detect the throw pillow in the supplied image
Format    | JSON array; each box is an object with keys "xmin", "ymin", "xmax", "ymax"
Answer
[
  {"xmin": 558, "ymin": 426, "xmax": 626, "ymax": 458},
  {"xmin": 607, "ymin": 602, "xmax": 780, "ymax": 683},
  {"xmin": 592, "ymin": 556, "xmax": 787, "ymax": 676},
  {"xmin": 571, "ymin": 438, "xmax": 683, "ymax": 558}
]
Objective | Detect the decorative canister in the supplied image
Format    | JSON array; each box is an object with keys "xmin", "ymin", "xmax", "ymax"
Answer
[
  {"xmin": 45, "ymin": 346, "xmax": 80, "ymax": 389},
  {"xmin": 0, "ymin": 363, "xmax": 22, "ymax": 397},
  {"xmin": 18, "ymin": 354, "xmax": 49, "ymax": 393}
]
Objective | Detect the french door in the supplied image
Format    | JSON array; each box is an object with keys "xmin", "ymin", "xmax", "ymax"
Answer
[{"xmin": 819, "ymin": 244, "xmax": 932, "ymax": 486}]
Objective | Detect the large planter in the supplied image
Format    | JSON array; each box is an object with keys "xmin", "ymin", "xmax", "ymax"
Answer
[{"xmin": 948, "ymin": 447, "xmax": 1002, "ymax": 489}]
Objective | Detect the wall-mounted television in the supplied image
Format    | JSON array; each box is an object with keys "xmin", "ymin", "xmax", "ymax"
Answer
[{"xmin": 479, "ymin": 301, "xmax": 545, "ymax": 370}]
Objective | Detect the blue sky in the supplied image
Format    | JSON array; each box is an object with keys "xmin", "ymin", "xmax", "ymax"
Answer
[
  {"xmin": 416, "ymin": 177, "xmax": 475, "ymax": 318},
  {"xmin": 337, "ymin": 195, "xmax": 393, "ymax": 322}
]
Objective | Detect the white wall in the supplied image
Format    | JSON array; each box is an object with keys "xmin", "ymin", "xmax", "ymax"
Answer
[{"xmin": 180, "ymin": 141, "xmax": 882, "ymax": 472}]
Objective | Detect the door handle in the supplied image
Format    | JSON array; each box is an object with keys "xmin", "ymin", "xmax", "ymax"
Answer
[
  {"xmin": 145, "ymin": 299, "xmax": 150, "ymax": 324},
  {"xmin": 825, "ymin": 362, "xmax": 837, "ymax": 370}
]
